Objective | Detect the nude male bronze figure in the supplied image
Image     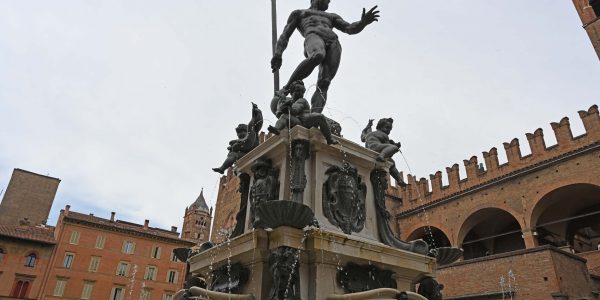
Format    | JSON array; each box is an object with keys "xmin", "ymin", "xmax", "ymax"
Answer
[{"xmin": 271, "ymin": 0, "xmax": 380, "ymax": 113}]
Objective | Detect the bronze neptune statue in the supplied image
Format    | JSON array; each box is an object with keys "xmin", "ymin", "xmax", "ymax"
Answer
[{"xmin": 271, "ymin": 0, "xmax": 380, "ymax": 113}]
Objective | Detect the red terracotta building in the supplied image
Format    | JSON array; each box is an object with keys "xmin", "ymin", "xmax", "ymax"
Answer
[
  {"xmin": 0, "ymin": 225, "xmax": 55, "ymax": 299},
  {"xmin": 0, "ymin": 169, "xmax": 196, "ymax": 300},
  {"xmin": 39, "ymin": 206, "xmax": 194, "ymax": 300}
]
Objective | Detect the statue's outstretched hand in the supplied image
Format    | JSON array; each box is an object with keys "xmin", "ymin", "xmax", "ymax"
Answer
[
  {"xmin": 361, "ymin": 6, "xmax": 380, "ymax": 25},
  {"xmin": 271, "ymin": 55, "xmax": 282, "ymax": 72},
  {"xmin": 367, "ymin": 119, "xmax": 374, "ymax": 127}
]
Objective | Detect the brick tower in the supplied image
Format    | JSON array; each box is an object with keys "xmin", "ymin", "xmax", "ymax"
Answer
[
  {"xmin": 0, "ymin": 168, "xmax": 60, "ymax": 226},
  {"xmin": 181, "ymin": 189, "xmax": 212, "ymax": 243},
  {"xmin": 573, "ymin": 0, "xmax": 600, "ymax": 59}
]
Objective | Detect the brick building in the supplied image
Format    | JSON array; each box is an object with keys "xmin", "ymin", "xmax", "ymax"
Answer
[
  {"xmin": 40, "ymin": 206, "xmax": 194, "ymax": 300},
  {"xmin": 0, "ymin": 225, "xmax": 55, "ymax": 299},
  {"xmin": 0, "ymin": 169, "xmax": 60, "ymax": 228},
  {"xmin": 0, "ymin": 169, "xmax": 195, "ymax": 300},
  {"xmin": 0, "ymin": 169, "xmax": 59, "ymax": 299},
  {"xmin": 574, "ymin": 0, "xmax": 600, "ymax": 60},
  {"xmin": 391, "ymin": 105, "xmax": 600, "ymax": 299}
]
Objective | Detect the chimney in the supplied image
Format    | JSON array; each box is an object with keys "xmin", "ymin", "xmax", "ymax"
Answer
[
  {"xmin": 65, "ymin": 205, "xmax": 70, "ymax": 216},
  {"xmin": 110, "ymin": 212, "xmax": 116, "ymax": 222},
  {"xmin": 144, "ymin": 219, "xmax": 149, "ymax": 230},
  {"xmin": 171, "ymin": 226, "xmax": 178, "ymax": 232}
]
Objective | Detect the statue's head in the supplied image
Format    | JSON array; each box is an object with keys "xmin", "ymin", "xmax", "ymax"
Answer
[
  {"xmin": 310, "ymin": 0, "xmax": 330, "ymax": 11},
  {"xmin": 235, "ymin": 124, "xmax": 248, "ymax": 138},
  {"xmin": 251, "ymin": 158, "xmax": 273, "ymax": 179},
  {"xmin": 289, "ymin": 80, "xmax": 306, "ymax": 99},
  {"xmin": 376, "ymin": 118, "xmax": 393, "ymax": 135}
]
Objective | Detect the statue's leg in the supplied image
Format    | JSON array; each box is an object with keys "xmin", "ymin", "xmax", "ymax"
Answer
[
  {"xmin": 268, "ymin": 115, "xmax": 289, "ymax": 135},
  {"xmin": 311, "ymin": 40, "xmax": 342, "ymax": 113},
  {"xmin": 283, "ymin": 34, "xmax": 325, "ymax": 90},
  {"xmin": 301, "ymin": 114, "xmax": 338, "ymax": 144},
  {"xmin": 378, "ymin": 145, "xmax": 399, "ymax": 161},
  {"xmin": 389, "ymin": 159, "xmax": 407, "ymax": 187},
  {"xmin": 212, "ymin": 153, "xmax": 239, "ymax": 174}
]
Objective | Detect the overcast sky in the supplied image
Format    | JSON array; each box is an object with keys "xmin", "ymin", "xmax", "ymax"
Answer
[{"xmin": 0, "ymin": 1, "xmax": 598, "ymax": 232}]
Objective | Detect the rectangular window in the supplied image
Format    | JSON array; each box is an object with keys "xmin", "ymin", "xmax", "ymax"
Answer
[
  {"xmin": 53, "ymin": 279, "xmax": 67, "ymax": 296},
  {"xmin": 81, "ymin": 281, "xmax": 94, "ymax": 299},
  {"xmin": 141, "ymin": 288, "xmax": 152, "ymax": 300},
  {"xmin": 88, "ymin": 256, "xmax": 101, "ymax": 272},
  {"xmin": 63, "ymin": 253, "xmax": 75, "ymax": 269},
  {"xmin": 163, "ymin": 294, "xmax": 173, "ymax": 300},
  {"xmin": 69, "ymin": 231, "xmax": 80, "ymax": 244},
  {"xmin": 151, "ymin": 246, "xmax": 161, "ymax": 259},
  {"xmin": 170, "ymin": 251, "xmax": 178, "ymax": 262},
  {"xmin": 110, "ymin": 286, "xmax": 125, "ymax": 300},
  {"xmin": 144, "ymin": 266, "xmax": 157, "ymax": 280},
  {"xmin": 122, "ymin": 240, "xmax": 135, "ymax": 254},
  {"xmin": 95, "ymin": 235, "xmax": 106, "ymax": 249},
  {"xmin": 167, "ymin": 270, "xmax": 178, "ymax": 284},
  {"xmin": 116, "ymin": 262, "xmax": 129, "ymax": 276}
]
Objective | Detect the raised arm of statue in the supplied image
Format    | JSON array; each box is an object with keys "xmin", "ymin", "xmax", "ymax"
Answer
[
  {"xmin": 250, "ymin": 102, "xmax": 264, "ymax": 133},
  {"xmin": 271, "ymin": 10, "xmax": 301, "ymax": 72},
  {"xmin": 332, "ymin": 6, "xmax": 380, "ymax": 35},
  {"xmin": 360, "ymin": 119, "xmax": 374, "ymax": 143}
]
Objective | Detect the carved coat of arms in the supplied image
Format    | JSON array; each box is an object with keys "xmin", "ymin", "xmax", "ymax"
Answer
[{"xmin": 322, "ymin": 163, "xmax": 366, "ymax": 234}]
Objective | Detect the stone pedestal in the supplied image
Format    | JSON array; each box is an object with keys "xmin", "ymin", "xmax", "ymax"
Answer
[{"xmin": 188, "ymin": 126, "xmax": 435, "ymax": 299}]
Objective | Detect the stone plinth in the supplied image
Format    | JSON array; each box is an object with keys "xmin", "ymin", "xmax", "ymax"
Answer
[
  {"xmin": 234, "ymin": 126, "xmax": 393, "ymax": 242},
  {"xmin": 189, "ymin": 227, "xmax": 435, "ymax": 299}
]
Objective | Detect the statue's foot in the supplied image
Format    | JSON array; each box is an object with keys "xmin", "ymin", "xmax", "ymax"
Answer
[
  {"xmin": 212, "ymin": 168, "xmax": 225, "ymax": 174},
  {"xmin": 375, "ymin": 155, "xmax": 386, "ymax": 162},
  {"xmin": 326, "ymin": 137, "xmax": 339, "ymax": 145},
  {"xmin": 267, "ymin": 125, "xmax": 281, "ymax": 135},
  {"xmin": 397, "ymin": 179, "xmax": 408, "ymax": 187}
]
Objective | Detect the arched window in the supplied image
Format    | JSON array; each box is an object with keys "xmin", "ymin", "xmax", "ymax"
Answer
[{"xmin": 24, "ymin": 253, "xmax": 36, "ymax": 267}]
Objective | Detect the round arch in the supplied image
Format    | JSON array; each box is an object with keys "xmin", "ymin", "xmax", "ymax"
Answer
[
  {"xmin": 458, "ymin": 207, "xmax": 525, "ymax": 260},
  {"xmin": 530, "ymin": 183, "xmax": 600, "ymax": 253},
  {"xmin": 406, "ymin": 226, "xmax": 452, "ymax": 249}
]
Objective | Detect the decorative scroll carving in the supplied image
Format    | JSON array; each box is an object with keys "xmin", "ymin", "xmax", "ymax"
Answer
[
  {"xmin": 336, "ymin": 262, "xmax": 397, "ymax": 293},
  {"xmin": 231, "ymin": 173, "xmax": 250, "ymax": 238},
  {"xmin": 370, "ymin": 169, "xmax": 429, "ymax": 255},
  {"xmin": 249, "ymin": 158, "xmax": 280, "ymax": 228},
  {"xmin": 322, "ymin": 163, "xmax": 366, "ymax": 234},
  {"xmin": 291, "ymin": 139, "xmax": 309, "ymax": 203},
  {"xmin": 268, "ymin": 247, "xmax": 301, "ymax": 300},
  {"xmin": 210, "ymin": 262, "xmax": 250, "ymax": 294}
]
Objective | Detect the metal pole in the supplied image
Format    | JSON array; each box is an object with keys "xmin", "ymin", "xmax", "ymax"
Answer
[{"xmin": 271, "ymin": 0, "xmax": 280, "ymax": 91}]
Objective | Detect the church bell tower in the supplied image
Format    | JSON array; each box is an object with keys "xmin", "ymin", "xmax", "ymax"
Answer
[{"xmin": 182, "ymin": 189, "xmax": 212, "ymax": 243}]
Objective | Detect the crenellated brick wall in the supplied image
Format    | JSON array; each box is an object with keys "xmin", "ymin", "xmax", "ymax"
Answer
[{"xmin": 392, "ymin": 105, "xmax": 600, "ymax": 214}]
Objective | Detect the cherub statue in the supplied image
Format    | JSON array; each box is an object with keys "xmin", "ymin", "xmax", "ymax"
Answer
[
  {"xmin": 212, "ymin": 103, "xmax": 263, "ymax": 174},
  {"xmin": 268, "ymin": 80, "xmax": 338, "ymax": 145},
  {"xmin": 361, "ymin": 118, "xmax": 407, "ymax": 186}
]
